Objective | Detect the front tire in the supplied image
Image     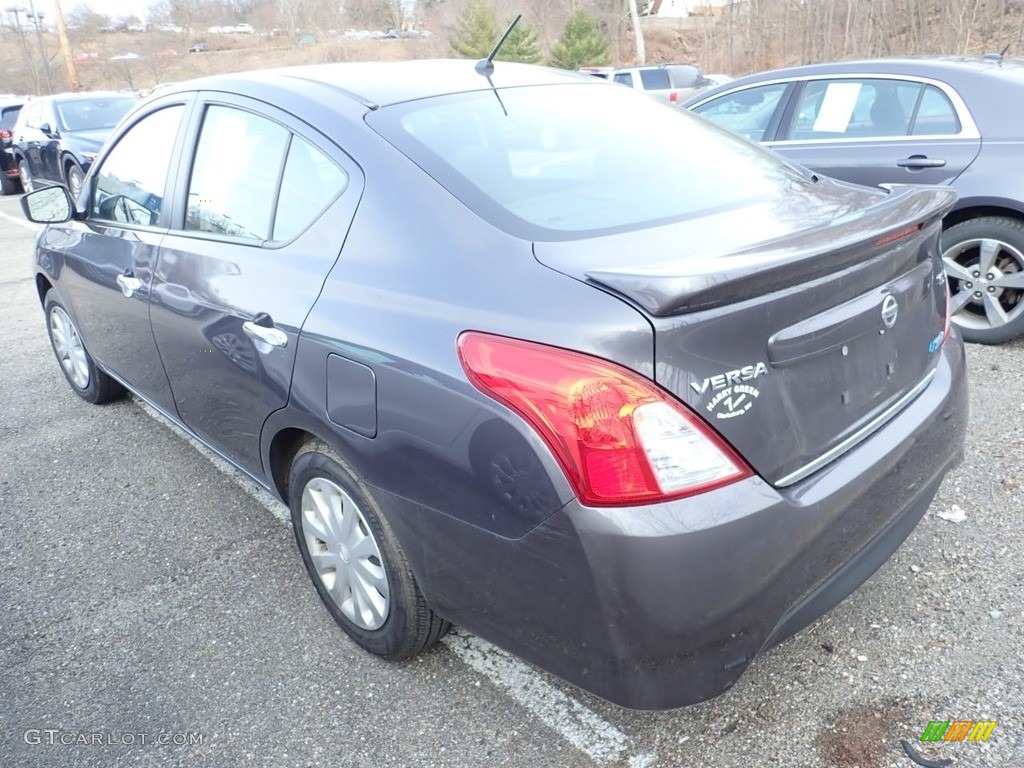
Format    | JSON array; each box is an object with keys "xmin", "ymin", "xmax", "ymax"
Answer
[
  {"xmin": 18, "ymin": 159, "xmax": 34, "ymax": 193},
  {"xmin": 942, "ymin": 216, "xmax": 1024, "ymax": 344},
  {"xmin": 288, "ymin": 440, "xmax": 449, "ymax": 659},
  {"xmin": 66, "ymin": 163, "xmax": 85, "ymax": 199},
  {"xmin": 44, "ymin": 291, "xmax": 125, "ymax": 404}
]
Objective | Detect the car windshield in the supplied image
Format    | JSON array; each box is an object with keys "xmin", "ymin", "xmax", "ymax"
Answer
[
  {"xmin": 56, "ymin": 97, "xmax": 137, "ymax": 132},
  {"xmin": 369, "ymin": 83, "xmax": 811, "ymax": 240}
]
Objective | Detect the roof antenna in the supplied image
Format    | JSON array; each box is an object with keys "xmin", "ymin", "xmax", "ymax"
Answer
[{"xmin": 476, "ymin": 14, "xmax": 522, "ymax": 76}]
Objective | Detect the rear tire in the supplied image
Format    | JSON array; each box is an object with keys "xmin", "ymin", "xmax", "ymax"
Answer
[
  {"xmin": 43, "ymin": 291, "xmax": 125, "ymax": 404},
  {"xmin": 942, "ymin": 216, "xmax": 1024, "ymax": 344},
  {"xmin": 288, "ymin": 440, "xmax": 449, "ymax": 659}
]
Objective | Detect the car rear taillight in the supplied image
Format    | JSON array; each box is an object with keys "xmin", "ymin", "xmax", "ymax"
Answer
[
  {"xmin": 0, "ymin": 129, "xmax": 10, "ymax": 140},
  {"xmin": 668, "ymin": 91, "xmax": 678, "ymax": 103},
  {"xmin": 457, "ymin": 332, "xmax": 752, "ymax": 506}
]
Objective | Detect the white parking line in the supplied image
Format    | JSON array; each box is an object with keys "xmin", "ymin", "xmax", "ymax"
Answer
[
  {"xmin": 0, "ymin": 209, "xmax": 39, "ymax": 232},
  {"xmin": 133, "ymin": 397, "xmax": 657, "ymax": 765},
  {"xmin": 443, "ymin": 632, "xmax": 656, "ymax": 766}
]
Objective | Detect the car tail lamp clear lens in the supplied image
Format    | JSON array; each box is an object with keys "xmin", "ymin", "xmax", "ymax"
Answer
[{"xmin": 457, "ymin": 332, "xmax": 752, "ymax": 506}]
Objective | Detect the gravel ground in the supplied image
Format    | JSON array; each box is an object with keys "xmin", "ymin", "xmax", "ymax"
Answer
[{"xmin": 0, "ymin": 196, "xmax": 1021, "ymax": 768}]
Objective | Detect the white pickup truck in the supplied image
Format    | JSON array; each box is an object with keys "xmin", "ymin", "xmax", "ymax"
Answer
[{"xmin": 582, "ymin": 64, "xmax": 712, "ymax": 106}]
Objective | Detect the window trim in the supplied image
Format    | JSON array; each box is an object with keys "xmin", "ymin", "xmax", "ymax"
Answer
[
  {"xmin": 87, "ymin": 98, "xmax": 194, "ymax": 233},
  {"xmin": 690, "ymin": 73, "xmax": 979, "ymax": 144},
  {"xmin": 164, "ymin": 93, "xmax": 357, "ymax": 249}
]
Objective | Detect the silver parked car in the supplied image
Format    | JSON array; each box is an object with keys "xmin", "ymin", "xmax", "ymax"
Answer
[{"xmin": 686, "ymin": 56, "xmax": 1024, "ymax": 344}]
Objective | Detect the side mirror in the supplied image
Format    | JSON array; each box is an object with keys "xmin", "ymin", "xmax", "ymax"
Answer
[
  {"xmin": 21, "ymin": 186, "xmax": 74, "ymax": 224},
  {"xmin": 39, "ymin": 122, "xmax": 55, "ymax": 136}
]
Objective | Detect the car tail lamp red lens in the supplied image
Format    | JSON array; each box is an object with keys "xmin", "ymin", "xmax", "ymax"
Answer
[
  {"xmin": 874, "ymin": 223, "xmax": 922, "ymax": 247},
  {"xmin": 0, "ymin": 129, "xmax": 10, "ymax": 139},
  {"xmin": 457, "ymin": 332, "xmax": 752, "ymax": 506}
]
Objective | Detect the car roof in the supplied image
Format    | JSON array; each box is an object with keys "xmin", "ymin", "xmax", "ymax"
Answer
[
  {"xmin": 35, "ymin": 91, "xmax": 138, "ymax": 103},
  {"xmin": 719, "ymin": 55, "xmax": 1024, "ymax": 86},
  {"xmin": 169, "ymin": 60, "xmax": 597, "ymax": 108}
]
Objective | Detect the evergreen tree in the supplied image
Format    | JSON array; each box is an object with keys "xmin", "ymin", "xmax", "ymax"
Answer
[
  {"xmin": 451, "ymin": 1, "xmax": 542, "ymax": 64},
  {"xmin": 450, "ymin": 0, "xmax": 499, "ymax": 59},
  {"xmin": 549, "ymin": 9, "xmax": 611, "ymax": 71},
  {"xmin": 500, "ymin": 19, "xmax": 542, "ymax": 64}
]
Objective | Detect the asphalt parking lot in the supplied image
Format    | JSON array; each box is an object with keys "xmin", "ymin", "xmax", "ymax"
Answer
[{"xmin": 1, "ymin": 192, "xmax": 1021, "ymax": 768}]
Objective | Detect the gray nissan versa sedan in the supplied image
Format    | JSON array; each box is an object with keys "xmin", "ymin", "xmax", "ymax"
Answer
[
  {"xmin": 22, "ymin": 60, "xmax": 967, "ymax": 710},
  {"xmin": 685, "ymin": 56, "xmax": 1024, "ymax": 345}
]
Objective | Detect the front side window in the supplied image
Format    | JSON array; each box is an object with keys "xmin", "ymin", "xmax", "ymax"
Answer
[
  {"xmin": 91, "ymin": 105, "xmax": 184, "ymax": 226},
  {"xmin": 787, "ymin": 79, "xmax": 920, "ymax": 140},
  {"xmin": 692, "ymin": 83, "xmax": 789, "ymax": 141},
  {"xmin": 185, "ymin": 106, "xmax": 289, "ymax": 240}
]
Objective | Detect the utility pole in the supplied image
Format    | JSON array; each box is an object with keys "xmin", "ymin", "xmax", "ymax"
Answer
[
  {"xmin": 626, "ymin": 0, "xmax": 645, "ymax": 64},
  {"xmin": 5, "ymin": 6, "xmax": 40, "ymax": 93},
  {"xmin": 52, "ymin": 0, "xmax": 78, "ymax": 91},
  {"xmin": 25, "ymin": 0, "xmax": 53, "ymax": 93}
]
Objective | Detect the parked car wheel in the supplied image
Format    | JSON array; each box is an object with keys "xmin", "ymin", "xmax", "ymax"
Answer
[
  {"xmin": 942, "ymin": 216, "xmax": 1024, "ymax": 344},
  {"xmin": 0, "ymin": 172, "xmax": 20, "ymax": 196},
  {"xmin": 18, "ymin": 159, "xmax": 34, "ymax": 193},
  {"xmin": 66, "ymin": 163, "xmax": 85, "ymax": 199},
  {"xmin": 44, "ymin": 291, "xmax": 125, "ymax": 404},
  {"xmin": 288, "ymin": 440, "xmax": 450, "ymax": 659}
]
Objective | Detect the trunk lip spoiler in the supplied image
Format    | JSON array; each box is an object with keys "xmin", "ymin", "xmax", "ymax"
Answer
[
  {"xmin": 584, "ymin": 186, "xmax": 957, "ymax": 318},
  {"xmin": 774, "ymin": 366, "xmax": 937, "ymax": 487}
]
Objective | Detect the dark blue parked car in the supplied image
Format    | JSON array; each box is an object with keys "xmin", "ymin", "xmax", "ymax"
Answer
[
  {"xmin": 11, "ymin": 91, "xmax": 138, "ymax": 199},
  {"xmin": 20, "ymin": 61, "xmax": 967, "ymax": 709}
]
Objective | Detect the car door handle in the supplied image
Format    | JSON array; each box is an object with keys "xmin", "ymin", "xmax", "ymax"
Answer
[
  {"xmin": 243, "ymin": 318, "xmax": 288, "ymax": 349},
  {"xmin": 115, "ymin": 274, "xmax": 142, "ymax": 297},
  {"xmin": 896, "ymin": 156, "xmax": 946, "ymax": 168}
]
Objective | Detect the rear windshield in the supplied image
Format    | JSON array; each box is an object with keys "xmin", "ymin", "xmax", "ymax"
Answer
[
  {"xmin": 639, "ymin": 68, "xmax": 671, "ymax": 90},
  {"xmin": 56, "ymin": 97, "xmax": 137, "ymax": 132},
  {"xmin": 1, "ymin": 105, "xmax": 22, "ymax": 131},
  {"xmin": 369, "ymin": 83, "xmax": 810, "ymax": 241}
]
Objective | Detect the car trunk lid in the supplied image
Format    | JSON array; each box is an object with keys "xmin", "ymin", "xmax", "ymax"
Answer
[{"xmin": 534, "ymin": 182, "xmax": 956, "ymax": 485}]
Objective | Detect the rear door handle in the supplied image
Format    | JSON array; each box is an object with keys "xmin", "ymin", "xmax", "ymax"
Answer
[
  {"xmin": 896, "ymin": 155, "xmax": 946, "ymax": 168},
  {"xmin": 243, "ymin": 317, "xmax": 288, "ymax": 350},
  {"xmin": 115, "ymin": 273, "xmax": 141, "ymax": 298}
]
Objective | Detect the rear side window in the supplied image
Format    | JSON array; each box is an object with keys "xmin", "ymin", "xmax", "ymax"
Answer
[
  {"xmin": 639, "ymin": 69, "xmax": 671, "ymax": 90},
  {"xmin": 787, "ymin": 79, "xmax": 921, "ymax": 140},
  {"xmin": 184, "ymin": 105, "xmax": 347, "ymax": 242},
  {"xmin": 1, "ymin": 106, "xmax": 22, "ymax": 132},
  {"xmin": 274, "ymin": 135, "xmax": 349, "ymax": 241},
  {"xmin": 185, "ymin": 106, "xmax": 290, "ymax": 240},
  {"xmin": 911, "ymin": 86, "xmax": 960, "ymax": 135},
  {"xmin": 370, "ymin": 83, "xmax": 811, "ymax": 241},
  {"xmin": 91, "ymin": 105, "xmax": 184, "ymax": 226},
  {"xmin": 613, "ymin": 72, "xmax": 633, "ymax": 87}
]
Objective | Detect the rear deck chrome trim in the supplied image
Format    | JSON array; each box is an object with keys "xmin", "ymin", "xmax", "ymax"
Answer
[{"xmin": 775, "ymin": 367, "xmax": 938, "ymax": 487}]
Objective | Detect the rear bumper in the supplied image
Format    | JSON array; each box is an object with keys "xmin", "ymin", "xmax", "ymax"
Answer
[{"xmin": 378, "ymin": 338, "xmax": 968, "ymax": 710}]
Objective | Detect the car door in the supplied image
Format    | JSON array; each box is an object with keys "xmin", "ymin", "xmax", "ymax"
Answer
[
  {"xmin": 37, "ymin": 100, "xmax": 65, "ymax": 184},
  {"xmin": 149, "ymin": 96, "xmax": 357, "ymax": 475},
  {"xmin": 766, "ymin": 76, "xmax": 981, "ymax": 188},
  {"xmin": 46, "ymin": 100, "xmax": 190, "ymax": 414}
]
